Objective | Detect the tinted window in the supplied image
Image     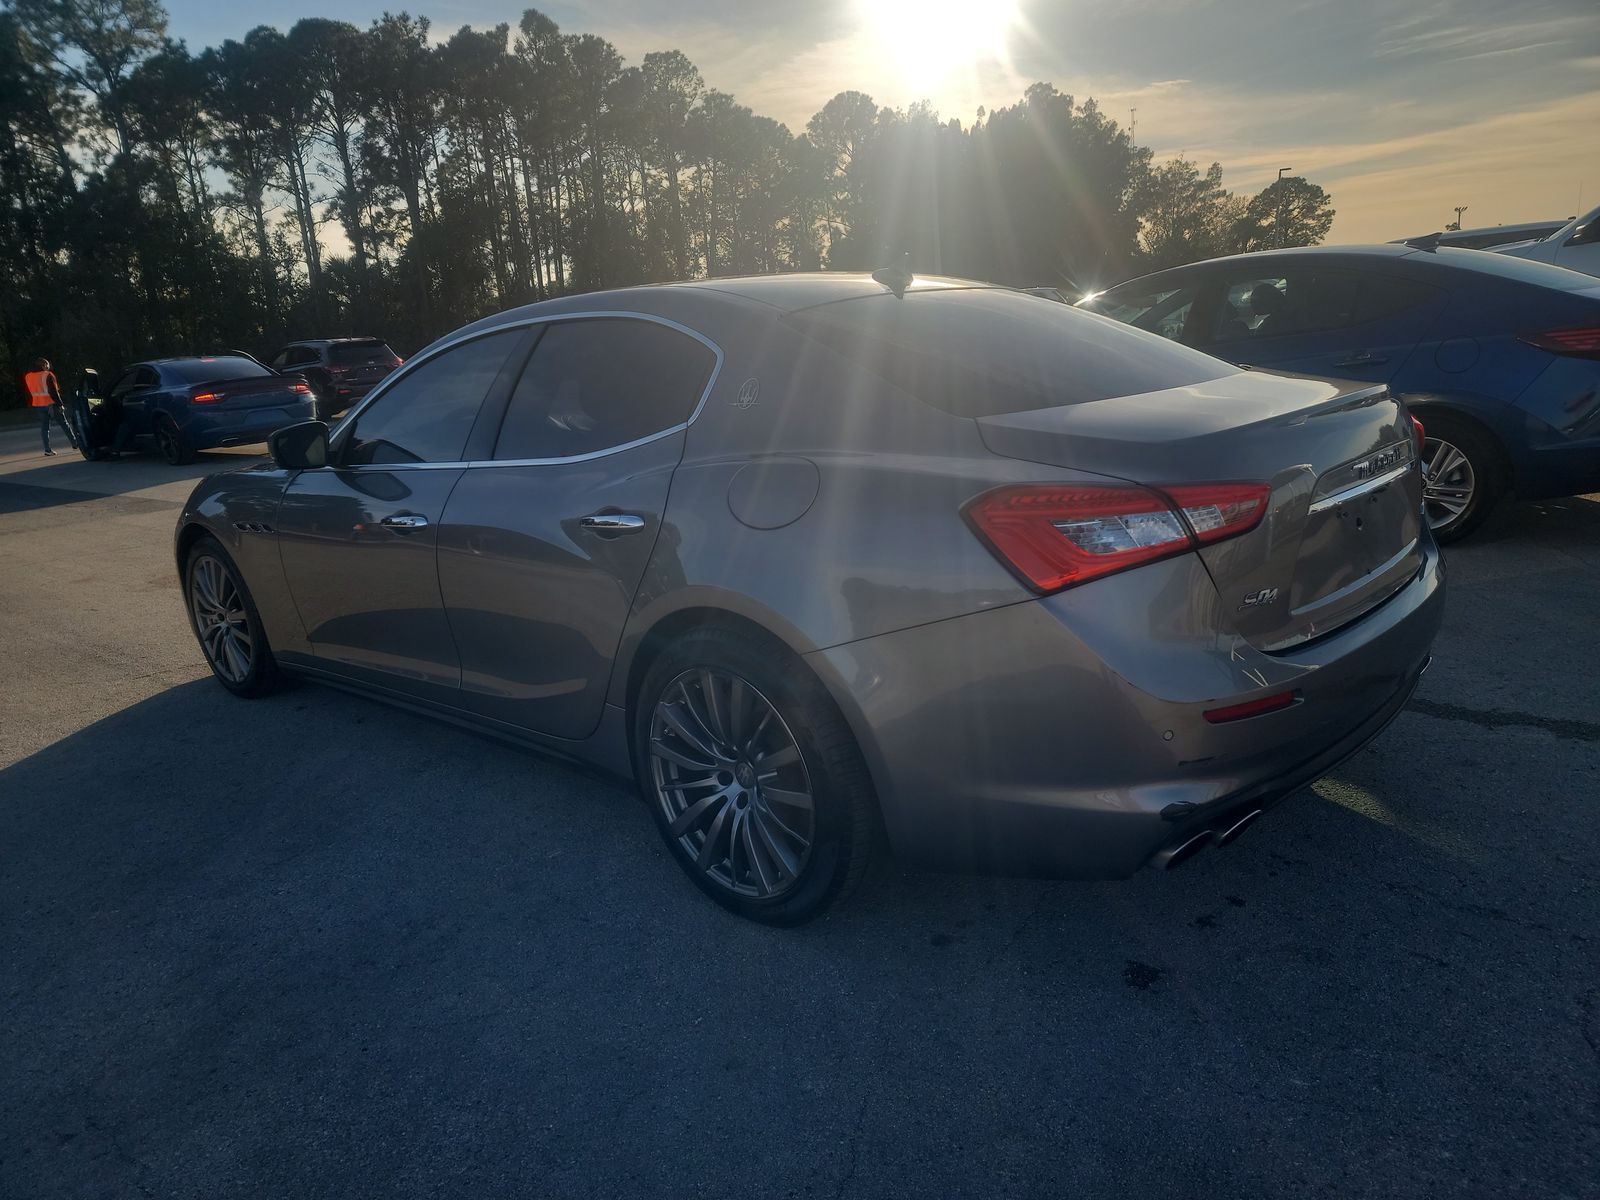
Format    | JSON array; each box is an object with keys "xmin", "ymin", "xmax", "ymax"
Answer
[
  {"xmin": 344, "ymin": 330, "xmax": 519, "ymax": 465},
  {"xmin": 165, "ymin": 357, "xmax": 271, "ymax": 384},
  {"xmin": 329, "ymin": 341, "xmax": 397, "ymax": 365},
  {"xmin": 1436, "ymin": 247, "xmax": 1600, "ymax": 294},
  {"xmin": 269, "ymin": 350, "xmax": 290, "ymax": 369},
  {"xmin": 1081, "ymin": 283, "xmax": 1200, "ymax": 343},
  {"xmin": 1204, "ymin": 267, "xmax": 1437, "ymax": 344},
  {"xmin": 791, "ymin": 288, "xmax": 1233, "ymax": 417},
  {"xmin": 493, "ymin": 319, "xmax": 716, "ymax": 460}
]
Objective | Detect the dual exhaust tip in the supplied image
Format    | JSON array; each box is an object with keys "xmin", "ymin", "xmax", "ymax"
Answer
[{"xmin": 1155, "ymin": 807, "xmax": 1263, "ymax": 870}]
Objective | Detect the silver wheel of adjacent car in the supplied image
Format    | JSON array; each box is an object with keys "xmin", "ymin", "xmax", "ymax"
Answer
[
  {"xmin": 189, "ymin": 554, "xmax": 254, "ymax": 684},
  {"xmin": 1421, "ymin": 436, "xmax": 1476, "ymax": 532},
  {"xmin": 648, "ymin": 668, "xmax": 815, "ymax": 900}
]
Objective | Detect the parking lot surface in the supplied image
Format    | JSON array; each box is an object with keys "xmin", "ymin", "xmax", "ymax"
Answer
[{"xmin": 2, "ymin": 429, "xmax": 1597, "ymax": 1199}]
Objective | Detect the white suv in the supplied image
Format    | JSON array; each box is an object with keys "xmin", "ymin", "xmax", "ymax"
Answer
[{"xmin": 1495, "ymin": 205, "xmax": 1600, "ymax": 278}]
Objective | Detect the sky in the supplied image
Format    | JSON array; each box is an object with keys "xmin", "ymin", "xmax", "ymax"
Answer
[{"xmin": 162, "ymin": 0, "xmax": 1600, "ymax": 243}]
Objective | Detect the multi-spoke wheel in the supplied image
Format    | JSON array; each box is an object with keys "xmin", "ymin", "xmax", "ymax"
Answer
[
  {"xmin": 650, "ymin": 669, "xmax": 815, "ymax": 900},
  {"xmin": 635, "ymin": 629, "xmax": 875, "ymax": 924},
  {"xmin": 1418, "ymin": 415, "xmax": 1503, "ymax": 544},
  {"xmin": 185, "ymin": 535, "xmax": 278, "ymax": 697}
]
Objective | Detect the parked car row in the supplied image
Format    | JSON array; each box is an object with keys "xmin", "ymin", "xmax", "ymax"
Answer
[
  {"xmin": 1079, "ymin": 243, "xmax": 1600, "ymax": 541},
  {"xmin": 68, "ymin": 337, "xmax": 401, "ymax": 464}
]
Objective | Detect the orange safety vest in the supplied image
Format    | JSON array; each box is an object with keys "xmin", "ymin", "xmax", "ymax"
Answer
[{"xmin": 23, "ymin": 369, "xmax": 58, "ymax": 408}]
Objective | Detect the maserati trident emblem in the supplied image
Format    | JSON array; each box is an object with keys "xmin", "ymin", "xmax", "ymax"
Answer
[
  {"xmin": 1240, "ymin": 586, "xmax": 1280, "ymax": 609},
  {"xmin": 733, "ymin": 378, "xmax": 760, "ymax": 409}
]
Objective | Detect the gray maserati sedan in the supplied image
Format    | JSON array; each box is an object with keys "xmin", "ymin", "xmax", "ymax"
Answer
[{"xmin": 175, "ymin": 272, "xmax": 1444, "ymax": 923}]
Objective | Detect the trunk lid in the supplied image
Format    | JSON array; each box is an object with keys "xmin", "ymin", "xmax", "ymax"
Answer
[
  {"xmin": 197, "ymin": 375, "xmax": 306, "ymax": 410},
  {"xmin": 976, "ymin": 370, "xmax": 1424, "ymax": 651}
]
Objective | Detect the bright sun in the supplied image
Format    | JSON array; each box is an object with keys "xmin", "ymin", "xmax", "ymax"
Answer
[{"xmin": 857, "ymin": 0, "xmax": 1019, "ymax": 96}]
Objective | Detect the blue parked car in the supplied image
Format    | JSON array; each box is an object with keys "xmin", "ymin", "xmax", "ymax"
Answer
[
  {"xmin": 1080, "ymin": 245, "xmax": 1600, "ymax": 541},
  {"xmin": 69, "ymin": 355, "xmax": 316, "ymax": 466}
]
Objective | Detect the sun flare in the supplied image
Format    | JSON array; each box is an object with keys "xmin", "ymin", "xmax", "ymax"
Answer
[{"xmin": 857, "ymin": 0, "xmax": 1019, "ymax": 96}]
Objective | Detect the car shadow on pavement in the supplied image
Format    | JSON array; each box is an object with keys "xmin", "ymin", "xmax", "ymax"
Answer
[{"xmin": 5, "ymin": 664, "xmax": 1597, "ymax": 1197}]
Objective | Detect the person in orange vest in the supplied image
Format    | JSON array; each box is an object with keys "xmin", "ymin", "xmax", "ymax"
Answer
[{"xmin": 23, "ymin": 357, "xmax": 68, "ymax": 456}]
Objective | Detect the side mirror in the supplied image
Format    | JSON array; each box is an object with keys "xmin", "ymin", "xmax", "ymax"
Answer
[{"xmin": 269, "ymin": 420, "xmax": 329, "ymax": 471}]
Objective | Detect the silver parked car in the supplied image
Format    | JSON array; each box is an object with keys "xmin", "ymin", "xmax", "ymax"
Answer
[{"xmin": 176, "ymin": 273, "xmax": 1445, "ymax": 923}]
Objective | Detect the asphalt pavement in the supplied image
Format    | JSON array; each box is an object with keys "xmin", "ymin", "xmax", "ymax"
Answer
[{"xmin": 2, "ymin": 427, "xmax": 1597, "ymax": 1199}]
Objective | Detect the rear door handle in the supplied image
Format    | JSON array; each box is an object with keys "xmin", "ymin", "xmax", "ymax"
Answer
[
  {"xmin": 579, "ymin": 512, "xmax": 646, "ymax": 534},
  {"xmin": 380, "ymin": 513, "xmax": 429, "ymax": 531},
  {"xmin": 1331, "ymin": 352, "xmax": 1388, "ymax": 368}
]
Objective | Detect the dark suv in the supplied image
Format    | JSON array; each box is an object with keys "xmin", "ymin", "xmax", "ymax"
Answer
[{"xmin": 267, "ymin": 338, "xmax": 401, "ymax": 420}]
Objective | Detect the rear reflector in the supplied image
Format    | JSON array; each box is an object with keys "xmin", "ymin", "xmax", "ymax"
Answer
[
  {"xmin": 1410, "ymin": 414, "xmax": 1425, "ymax": 455},
  {"xmin": 964, "ymin": 482, "xmax": 1269, "ymax": 594},
  {"xmin": 1203, "ymin": 690, "xmax": 1298, "ymax": 724},
  {"xmin": 1520, "ymin": 325, "xmax": 1600, "ymax": 358},
  {"xmin": 292, "ymin": 382, "xmax": 311, "ymax": 394}
]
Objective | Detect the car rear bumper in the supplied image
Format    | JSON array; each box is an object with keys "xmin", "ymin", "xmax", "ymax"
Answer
[
  {"xmin": 809, "ymin": 541, "xmax": 1445, "ymax": 879},
  {"xmin": 184, "ymin": 402, "xmax": 315, "ymax": 449}
]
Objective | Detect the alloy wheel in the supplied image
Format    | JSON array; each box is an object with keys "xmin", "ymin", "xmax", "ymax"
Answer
[
  {"xmin": 1421, "ymin": 436, "xmax": 1476, "ymax": 531},
  {"xmin": 189, "ymin": 555, "xmax": 254, "ymax": 684},
  {"xmin": 648, "ymin": 668, "xmax": 815, "ymax": 900}
]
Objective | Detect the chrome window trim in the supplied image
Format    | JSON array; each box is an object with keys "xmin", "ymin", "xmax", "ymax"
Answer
[
  {"xmin": 325, "ymin": 310, "xmax": 725, "ymax": 470},
  {"xmin": 1306, "ymin": 461, "xmax": 1416, "ymax": 514}
]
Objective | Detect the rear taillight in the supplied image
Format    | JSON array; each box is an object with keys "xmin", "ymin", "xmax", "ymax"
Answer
[
  {"xmin": 1410, "ymin": 414, "xmax": 1425, "ymax": 455},
  {"xmin": 190, "ymin": 391, "xmax": 220, "ymax": 404},
  {"xmin": 292, "ymin": 382, "xmax": 311, "ymax": 394},
  {"xmin": 1520, "ymin": 325, "xmax": 1600, "ymax": 358},
  {"xmin": 963, "ymin": 481, "xmax": 1269, "ymax": 594}
]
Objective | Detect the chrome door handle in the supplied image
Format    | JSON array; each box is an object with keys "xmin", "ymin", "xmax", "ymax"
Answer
[
  {"xmin": 579, "ymin": 512, "xmax": 646, "ymax": 533},
  {"xmin": 380, "ymin": 513, "xmax": 429, "ymax": 531}
]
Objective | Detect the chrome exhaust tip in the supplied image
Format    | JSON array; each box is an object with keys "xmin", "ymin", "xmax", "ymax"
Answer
[
  {"xmin": 1156, "ymin": 830, "xmax": 1214, "ymax": 870},
  {"xmin": 1215, "ymin": 808, "xmax": 1263, "ymax": 846}
]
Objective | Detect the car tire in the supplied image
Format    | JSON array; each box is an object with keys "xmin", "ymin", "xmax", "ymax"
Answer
[
  {"xmin": 1420, "ymin": 414, "xmax": 1503, "ymax": 544},
  {"xmin": 633, "ymin": 627, "xmax": 875, "ymax": 925},
  {"xmin": 184, "ymin": 535, "xmax": 279, "ymax": 698},
  {"xmin": 157, "ymin": 420, "xmax": 195, "ymax": 466}
]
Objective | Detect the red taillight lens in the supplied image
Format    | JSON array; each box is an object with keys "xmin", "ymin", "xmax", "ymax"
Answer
[
  {"xmin": 1520, "ymin": 325, "xmax": 1600, "ymax": 358},
  {"xmin": 1410, "ymin": 415, "xmax": 1425, "ymax": 455},
  {"xmin": 1203, "ymin": 690, "xmax": 1298, "ymax": 724},
  {"xmin": 190, "ymin": 391, "xmax": 219, "ymax": 404},
  {"xmin": 292, "ymin": 382, "xmax": 311, "ymax": 394},
  {"xmin": 963, "ymin": 481, "xmax": 1268, "ymax": 594},
  {"xmin": 1158, "ymin": 483, "xmax": 1270, "ymax": 546}
]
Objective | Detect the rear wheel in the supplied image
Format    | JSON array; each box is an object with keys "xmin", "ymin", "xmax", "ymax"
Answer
[
  {"xmin": 634, "ymin": 628, "xmax": 875, "ymax": 924},
  {"xmin": 157, "ymin": 420, "xmax": 195, "ymax": 466},
  {"xmin": 185, "ymin": 536, "xmax": 278, "ymax": 697},
  {"xmin": 1421, "ymin": 415, "xmax": 1503, "ymax": 543}
]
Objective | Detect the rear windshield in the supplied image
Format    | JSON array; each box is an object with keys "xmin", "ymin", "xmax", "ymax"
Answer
[
  {"xmin": 329, "ymin": 341, "xmax": 397, "ymax": 365},
  {"xmin": 1437, "ymin": 248, "xmax": 1600, "ymax": 294},
  {"xmin": 789, "ymin": 287, "xmax": 1234, "ymax": 417},
  {"xmin": 164, "ymin": 357, "xmax": 271, "ymax": 383}
]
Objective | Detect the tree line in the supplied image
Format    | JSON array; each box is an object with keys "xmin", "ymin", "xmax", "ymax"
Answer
[{"xmin": 0, "ymin": 0, "xmax": 1336, "ymax": 407}]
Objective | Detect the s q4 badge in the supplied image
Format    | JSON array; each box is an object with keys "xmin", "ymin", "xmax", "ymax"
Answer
[
  {"xmin": 1240, "ymin": 586, "xmax": 1280, "ymax": 608},
  {"xmin": 733, "ymin": 378, "xmax": 760, "ymax": 409}
]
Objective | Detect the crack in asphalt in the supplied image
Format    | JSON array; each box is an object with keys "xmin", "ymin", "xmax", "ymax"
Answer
[{"xmin": 1407, "ymin": 697, "xmax": 1600, "ymax": 743}]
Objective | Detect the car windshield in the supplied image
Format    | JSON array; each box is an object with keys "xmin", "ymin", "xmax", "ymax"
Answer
[
  {"xmin": 789, "ymin": 287, "xmax": 1234, "ymax": 417},
  {"xmin": 329, "ymin": 341, "xmax": 396, "ymax": 365},
  {"xmin": 164, "ymin": 357, "xmax": 271, "ymax": 383}
]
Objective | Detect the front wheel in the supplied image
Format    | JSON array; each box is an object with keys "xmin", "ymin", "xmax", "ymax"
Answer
[
  {"xmin": 185, "ymin": 536, "xmax": 278, "ymax": 697},
  {"xmin": 1420, "ymin": 416, "xmax": 1503, "ymax": 543},
  {"xmin": 634, "ymin": 628, "xmax": 875, "ymax": 924}
]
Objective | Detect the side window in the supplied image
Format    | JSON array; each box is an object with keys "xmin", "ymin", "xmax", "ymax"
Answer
[
  {"xmin": 1087, "ymin": 284, "xmax": 1199, "ymax": 343},
  {"xmin": 135, "ymin": 367, "xmax": 160, "ymax": 390},
  {"xmin": 1207, "ymin": 268, "xmax": 1371, "ymax": 343},
  {"xmin": 493, "ymin": 318, "xmax": 716, "ymax": 460},
  {"xmin": 269, "ymin": 350, "xmax": 290, "ymax": 369},
  {"xmin": 108, "ymin": 369, "xmax": 141, "ymax": 397},
  {"xmin": 343, "ymin": 330, "xmax": 520, "ymax": 465},
  {"xmin": 1351, "ymin": 276, "xmax": 1442, "ymax": 324}
]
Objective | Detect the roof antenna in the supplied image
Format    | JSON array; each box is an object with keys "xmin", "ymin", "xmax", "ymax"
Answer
[
  {"xmin": 871, "ymin": 252, "xmax": 914, "ymax": 298},
  {"xmin": 1403, "ymin": 232, "xmax": 1443, "ymax": 252}
]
